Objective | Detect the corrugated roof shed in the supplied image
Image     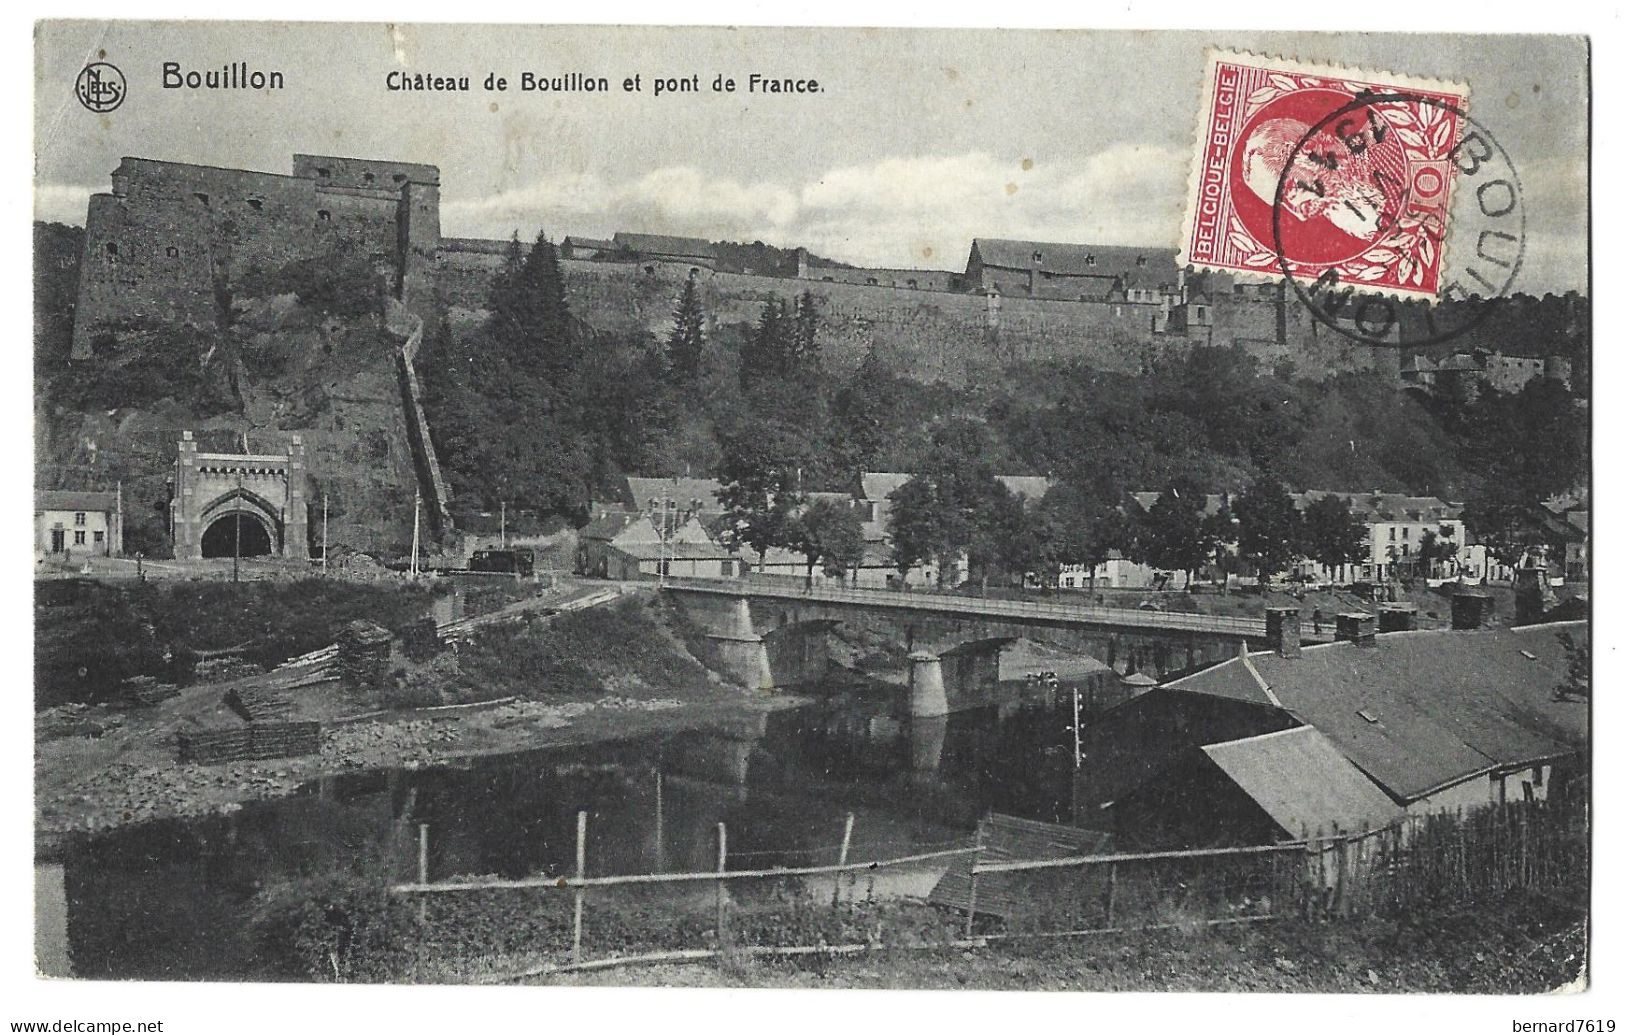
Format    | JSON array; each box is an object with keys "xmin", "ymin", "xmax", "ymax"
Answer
[
  {"xmin": 1165, "ymin": 622, "xmax": 1588, "ymax": 801},
  {"xmin": 1201, "ymin": 727, "xmax": 1404, "ymax": 837}
]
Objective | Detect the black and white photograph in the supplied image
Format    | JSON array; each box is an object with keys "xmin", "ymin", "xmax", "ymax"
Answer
[{"xmin": 24, "ymin": 15, "xmax": 1600, "ymax": 1023}]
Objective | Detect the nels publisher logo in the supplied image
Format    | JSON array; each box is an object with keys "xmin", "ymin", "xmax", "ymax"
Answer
[{"xmin": 75, "ymin": 62, "xmax": 126, "ymax": 113}]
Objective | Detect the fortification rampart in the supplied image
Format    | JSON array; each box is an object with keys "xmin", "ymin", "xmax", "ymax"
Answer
[
  {"xmin": 73, "ymin": 155, "xmax": 440, "ymax": 358},
  {"xmin": 437, "ymin": 245, "xmax": 1394, "ymax": 382}
]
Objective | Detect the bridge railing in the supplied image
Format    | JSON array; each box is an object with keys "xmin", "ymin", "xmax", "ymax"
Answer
[{"xmin": 660, "ymin": 576, "xmax": 1268, "ymax": 637}]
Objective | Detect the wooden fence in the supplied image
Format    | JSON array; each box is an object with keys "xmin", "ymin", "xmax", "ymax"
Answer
[{"xmin": 387, "ymin": 796, "xmax": 1586, "ymax": 980}]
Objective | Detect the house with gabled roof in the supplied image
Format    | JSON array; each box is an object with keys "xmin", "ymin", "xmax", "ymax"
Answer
[{"xmin": 1076, "ymin": 609, "xmax": 1588, "ymax": 848}]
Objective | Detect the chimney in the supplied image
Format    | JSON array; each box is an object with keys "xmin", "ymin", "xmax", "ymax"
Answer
[
  {"xmin": 1452, "ymin": 590, "xmax": 1495, "ymax": 630},
  {"xmin": 1265, "ymin": 606, "xmax": 1301, "ymax": 658},
  {"xmin": 1377, "ymin": 604, "xmax": 1417, "ymax": 633},
  {"xmin": 1335, "ymin": 612, "xmax": 1377, "ymax": 647}
]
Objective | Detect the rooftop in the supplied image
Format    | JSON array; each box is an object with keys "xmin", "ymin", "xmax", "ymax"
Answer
[
  {"xmin": 1200, "ymin": 726, "xmax": 1405, "ymax": 837},
  {"xmin": 1163, "ymin": 621, "xmax": 1589, "ymax": 802},
  {"xmin": 37, "ymin": 490, "xmax": 119, "ymax": 513}
]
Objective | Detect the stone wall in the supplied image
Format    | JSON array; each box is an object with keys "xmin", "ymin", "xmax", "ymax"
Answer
[
  {"xmin": 438, "ymin": 246, "xmax": 1397, "ymax": 384},
  {"xmin": 73, "ymin": 156, "xmax": 440, "ymax": 358}
]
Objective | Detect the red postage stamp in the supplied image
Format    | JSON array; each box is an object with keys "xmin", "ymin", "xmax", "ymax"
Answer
[{"xmin": 1180, "ymin": 51, "xmax": 1471, "ymax": 298}]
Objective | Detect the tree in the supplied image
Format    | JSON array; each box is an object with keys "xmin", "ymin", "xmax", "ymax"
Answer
[
  {"xmin": 1417, "ymin": 525, "xmax": 1459, "ymax": 575},
  {"xmin": 1463, "ymin": 487, "xmax": 1559, "ymax": 570},
  {"xmin": 886, "ymin": 476, "xmax": 939, "ymax": 586},
  {"xmin": 741, "ymin": 297, "xmax": 789, "ymax": 386},
  {"xmin": 666, "ymin": 275, "xmax": 706, "ymax": 380},
  {"xmin": 1232, "ymin": 477, "xmax": 1305, "ymax": 588},
  {"xmin": 790, "ymin": 290, "xmax": 821, "ymax": 370},
  {"xmin": 966, "ymin": 484, "xmax": 1033, "ymax": 593},
  {"xmin": 1301, "ymin": 494, "xmax": 1368, "ymax": 574},
  {"xmin": 785, "ymin": 497, "xmax": 865, "ymax": 588},
  {"xmin": 1132, "ymin": 483, "xmax": 1214, "ymax": 588},
  {"xmin": 714, "ymin": 420, "xmax": 809, "ymax": 560}
]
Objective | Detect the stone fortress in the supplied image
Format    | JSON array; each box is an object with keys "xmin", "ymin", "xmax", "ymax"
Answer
[{"xmin": 73, "ymin": 151, "xmax": 1579, "ymax": 387}]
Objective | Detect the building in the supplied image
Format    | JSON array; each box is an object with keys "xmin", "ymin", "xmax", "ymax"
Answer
[
  {"xmin": 577, "ymin": 509, "xmax": 738, "ymax": 580},
  {"xmin": 611, "ymin": 232, "xmax": 719, "ymax": 270},
  {"xmin": 1400, "ymin": 348, "xmax": 1569, "ymax": 402},
  {"xmin": 36, "ymin": 488, "xmax": 123, "ymax": 558},
  {"xmin": 559, "ymin": 236, "xmax": 616, "ymax": 260},
  {"xmin": 1107, "ymin": 726, "xmax": 1405, "ymax": 848},
  {"xmin": 74, "ymin": 154, "xmax": 441, "ymax": 358},
  {"xmin": 963, "ymin": 239, "xmax": 1181, "ymax": 302},
  {"xmin": 1077, "ymin": 612, "xmax": 1588, "ymax": 847},
  {"xmin": 170, "ymin": 432, "xmax": 309, "ymax": 561},
  {"xmin": 1292, "ymin": 490, "xmax": 1468, "ymax": 584},
  {"xmin": 624, "ymin": 476, "xmax": 726, "ymax": 527},
  {"xmin": 1117, "ymin": 488, "xmax": 1471, "ymax": 587}
]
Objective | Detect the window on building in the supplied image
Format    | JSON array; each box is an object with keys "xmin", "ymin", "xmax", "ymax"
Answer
[
  {"xmin": 247, "ymin": 198, "xmax": 263, "ymax": 212},
  {"xmin": 194, "ymin": 192, "xmax": 210, "ymax": 207},
  {"xmin": 1388, "ymin": 527, "xmax": 1396, "ymax": 541},
  {"xmin": 74, "ymin": 512, "xmax": 85, "ymax": 526},
  {"xmin": 316, "ymin": 167, "xmax": 331, "ymax": 179},
  {"xmin": 104, "ymin": 242, "xmax": 119, "ymax": 261},
  {"xmin": 1085, "ymin": 253, "xmax": 1097, "ymax": 266},
  {"xmin": 1402, "ymin": 544, "xmax": 1410, "ymax": 556},
  {"xmin": 1402, "ymin": 527, "xmax": 1410, "ymax": 540},
  {"xmin": 166, "ymin": 246, "xmax": 179, "ymax": 258},
  {"xmin": 317, "ymin": 210, "xmax": 331, "ymax": 222},
  {"xmin": 93, "ymin": 531, "xmax": 104, "ymax": 544},
  {"xmin": 393, "ymin": 173, "xmax": 406, "ymax": 184},
  {"xmin": 1032, "ymin": 251, "xmax": 1044, "ymax": 263},
  {"xmin": 73, "ymin": 531, "xmax": 85, "ymax": 546},
  {"xmin": 1137, "ymin": 255, "xmax": 1147, "ymax": 266},
  {"xmin": 363, "ymin": 172, "xmax": 375, "ymax": 184}
]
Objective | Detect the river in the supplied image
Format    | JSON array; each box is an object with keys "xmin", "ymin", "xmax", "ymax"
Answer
[{"xmin": 50, "ymin": 680, "xmax": 1082, "ymax": 980}]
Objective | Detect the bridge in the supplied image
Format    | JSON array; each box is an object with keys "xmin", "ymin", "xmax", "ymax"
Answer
[{"xmin": 661, "ymin": 577, "xmax": 1326, "ymax": 702}]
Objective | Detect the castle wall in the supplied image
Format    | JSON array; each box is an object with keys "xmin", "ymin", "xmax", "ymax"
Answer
[
  {"xmin": 438, "ymin": 251, "xmax": 1182, "ymax": 381},
  {"xmin": 73, "ymin": 157, "xmax": 435, "ymax": 358}
]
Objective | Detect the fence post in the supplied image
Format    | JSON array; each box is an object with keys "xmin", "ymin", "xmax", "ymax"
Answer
[
  {"xmin": 1104, "ymin": 861, "xmax": 1117, "ymax": 926},
  {"xmin": 964, "ymin": 823, "xmax": 985, "ymax": 938},
  {"xmin": 416, "ymin": 823, "xmax": 429, "ymax": 923},
  {"xmin": 835, "ymin": 812, "xmax": 855, "ymax": 908},
  {"xmin": 572, "ymin": 810, "xmax": 587, "ymax": 965},
  {"xmin": 716, "ymin": 822, "xmax": 729, "ymax": 953}
]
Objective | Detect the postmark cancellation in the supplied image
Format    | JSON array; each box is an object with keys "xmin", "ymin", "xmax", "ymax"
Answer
[{"xmin": 1180, "ymin": 50, "xmax": 1474, "ymax": 300}]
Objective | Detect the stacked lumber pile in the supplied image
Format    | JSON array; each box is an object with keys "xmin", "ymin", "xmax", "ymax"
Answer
[
  {"xmin": 121, "ymin": 675, "xmax": 180, "ymax": 706},
  {"xmin": 225, "ymin": 681, "xmax": 295, "ymax": 722},
  {"xmin": 176, "ymin": 720, "xmax": 323, "ymax": 764},
  {"xmin": 334, "ymin": 620, "xmax": 393, "ymax": 690}
]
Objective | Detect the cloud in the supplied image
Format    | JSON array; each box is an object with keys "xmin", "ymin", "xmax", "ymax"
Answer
[
  {"xmin": 442, "ymin": 167, "xmax": 799, "ymax": 244},
  {"xmin": 443, "ymin": 144, "xmax": 1191, "ymax": 269},
  {"xmin": 34, "ymin": 183, "xmax": 97, "ymax": 226}
]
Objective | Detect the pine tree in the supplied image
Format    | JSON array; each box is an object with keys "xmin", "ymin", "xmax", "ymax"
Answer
[
  {"xmin": 792, "ymin": 290, "xmax": 820, "ymax": 370},
  {"xmin": 667, "ymin": 275, "xmax": 707, "ymax": 380},
  {"xmin": 742, "ymin": 297, "xmax": 785, "ymax": 386}
]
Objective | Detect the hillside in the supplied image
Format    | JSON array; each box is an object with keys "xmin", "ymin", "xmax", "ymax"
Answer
[{"xmin": 35, "ymin": 245, "xmax": 428, "ymax": 558}]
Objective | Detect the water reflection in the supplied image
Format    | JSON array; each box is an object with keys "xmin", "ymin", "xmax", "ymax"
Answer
[{"xmin": 58, "ymin": 678, "xmax": 1081, "ymax": 980}]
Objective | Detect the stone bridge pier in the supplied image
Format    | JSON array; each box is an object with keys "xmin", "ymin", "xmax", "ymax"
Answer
[{"xmin": 665, "ymin": 585, "xmax": 1252, "ymax": 708}]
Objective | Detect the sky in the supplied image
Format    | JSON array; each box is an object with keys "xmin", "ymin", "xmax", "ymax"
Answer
[{"xmin": 34, "ymin": 22, "xmax": 1588, "ymax": 293}]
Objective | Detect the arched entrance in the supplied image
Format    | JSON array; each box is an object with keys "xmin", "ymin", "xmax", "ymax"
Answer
[{"xmin": 201, "ymin": 513, "xmax": 274, "ymax": 558}]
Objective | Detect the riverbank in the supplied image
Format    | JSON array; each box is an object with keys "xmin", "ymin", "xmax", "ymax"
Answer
[{"xmin": 35, "ymin": 586, "xmax": 806, "ymax": 856}]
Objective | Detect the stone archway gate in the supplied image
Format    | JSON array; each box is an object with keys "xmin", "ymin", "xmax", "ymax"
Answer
[{"xmin": 173, "ymin": 431, "xmax": 309, "ymax": 561}]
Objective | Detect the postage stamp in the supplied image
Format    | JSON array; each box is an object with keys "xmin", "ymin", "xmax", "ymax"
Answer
[{"xmin": 1180, "ymin": 50, "xmax": 1472, "ymax": 299}]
